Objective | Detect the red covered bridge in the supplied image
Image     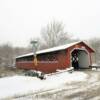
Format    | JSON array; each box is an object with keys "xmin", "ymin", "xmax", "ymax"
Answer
[{"xmin": 16, "ymin": 41, "xmax": 94, "ymax": 73}]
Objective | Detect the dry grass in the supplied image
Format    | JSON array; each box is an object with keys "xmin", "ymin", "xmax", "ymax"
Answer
[{"xmin": 0, "ymin": 66, "xmax": 25, "ymax": 77}]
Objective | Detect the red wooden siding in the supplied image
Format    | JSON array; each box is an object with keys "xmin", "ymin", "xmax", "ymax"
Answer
[
  {"xmin": 16, "ymin": 42, "xmax": 94, "ymax": 73},
  {"xmin": 68, "ymin": 42, "xmax": 94, "ymax": 66},
  {"xmin": 16, "ymin": 50, "xmax": 69, "ymax": 73}
]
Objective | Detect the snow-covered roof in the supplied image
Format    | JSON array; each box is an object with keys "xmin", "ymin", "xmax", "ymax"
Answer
[{"xmin": 16, "ymin": 41, "xmax": 94, "ymax": 58}]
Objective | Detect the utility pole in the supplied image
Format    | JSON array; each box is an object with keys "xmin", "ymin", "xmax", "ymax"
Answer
[{"xmin": 30, "ymin": 40, "xmax": 38, "ymax": 66}]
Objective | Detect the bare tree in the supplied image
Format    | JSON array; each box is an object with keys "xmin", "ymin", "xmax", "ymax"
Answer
[
  {"xmin": 0, "ymin": 44, "xmax": 14, "ymax": 67},
  {"xmin": 89, "ymin": 38, "xmax": 100, "ymax": 64},
  {"xmin": 41, "ymin": 20, "xmax": 71, "ymax": 48},
  {"xmin": 0, "ymin": 43, "xmax": 31, "ymax": 67}
]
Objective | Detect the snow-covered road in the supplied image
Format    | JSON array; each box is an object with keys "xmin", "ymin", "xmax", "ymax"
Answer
[
  {"xmin": 13, "ymin": 70, "xmax": 100, "ymax": 100},
  {"xmin": 0, "ymin": 71, "xmax": 87, "ymax": 100}
]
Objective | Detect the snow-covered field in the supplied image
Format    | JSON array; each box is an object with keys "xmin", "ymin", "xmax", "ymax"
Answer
[
  {"xmin": 0, "ymin": 71, "xmax": 87, "ymax": 99},
  {"xmin": 13, "ymin": 70, "xmax": 100, "ymax": 100}
]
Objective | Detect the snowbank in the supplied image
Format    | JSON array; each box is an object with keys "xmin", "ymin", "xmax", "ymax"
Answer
[
  {"xmin": 92, "ymin": 63, "xmax": 98, "ymax": 66},
  {"xmin": 0, "ymin": 71, "xmax": 87, "ymax": 99}
]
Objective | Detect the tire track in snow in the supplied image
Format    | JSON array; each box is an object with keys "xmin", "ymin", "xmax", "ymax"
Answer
[{"xmin": 13, "ymin": 71, "xmax": 100, "ymax": 100}]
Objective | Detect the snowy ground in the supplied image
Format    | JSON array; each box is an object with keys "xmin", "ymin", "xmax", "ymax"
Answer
[
  {"xmin": 0, "ymin": 71, "xmax": 87, "ymax": 100},
  {"xmin": 1, "ymin": 70, "xmax": 100, "ymax": 100}
]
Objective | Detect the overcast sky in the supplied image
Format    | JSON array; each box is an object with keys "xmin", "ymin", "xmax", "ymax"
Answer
[{"xmin": 0, "ymin": 0, "xmax": 100, "ymax": 47}]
